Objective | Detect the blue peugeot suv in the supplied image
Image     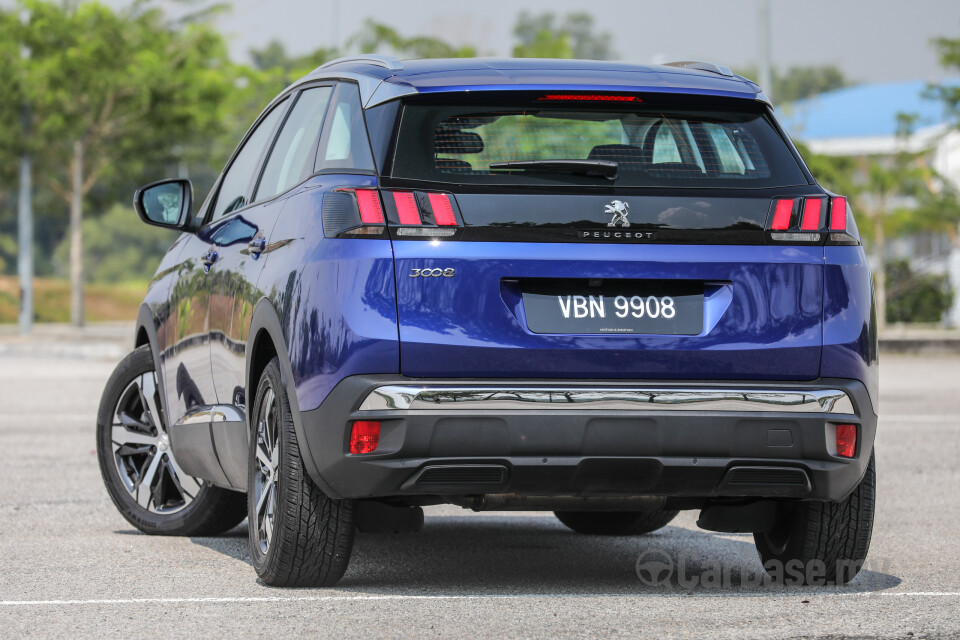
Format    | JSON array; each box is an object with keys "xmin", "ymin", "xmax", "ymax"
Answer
[{"xmin": 97, "ymin": 57, "xmax": 877, "ymax": 587}]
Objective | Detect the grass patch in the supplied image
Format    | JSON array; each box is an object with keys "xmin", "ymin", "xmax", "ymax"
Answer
[{"xmin": 0, "ymin": 276, "xmax": 146, "ymax": 323}]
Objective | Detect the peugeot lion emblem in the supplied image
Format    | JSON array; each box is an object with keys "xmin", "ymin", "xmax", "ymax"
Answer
[{"xmin": 605, "ymin": 200, "xmax": 630, "ymax": 227}]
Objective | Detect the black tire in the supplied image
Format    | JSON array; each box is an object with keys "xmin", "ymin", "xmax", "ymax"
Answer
[
  {"xmin": 754, "ymin": 453, "xmax": 876, "ymax": 585},
  {"xmin": 555, "ymin": 509, "xmax": 680, "ymax": 535},
  {"xmin": 97, "ymin": 345, "xmax": 247, "ymax": 536},
  {"xmin": 247, "ymin": 358, "xmax": 356, "ymax": 587}
]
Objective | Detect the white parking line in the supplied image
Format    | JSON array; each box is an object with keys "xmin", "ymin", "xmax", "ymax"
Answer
[
  {"xmin": 2, "ymin": 592, "xmax": 958, "ymax": 606},
  {"xmin": 0, "ymin": 414, "xmax": 96, "ymax": 421}
]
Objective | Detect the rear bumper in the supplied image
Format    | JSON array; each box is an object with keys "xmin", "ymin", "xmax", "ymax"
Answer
[{"xmin": 300, "ymin": 376, "xmax": 877, "ymax": 503}]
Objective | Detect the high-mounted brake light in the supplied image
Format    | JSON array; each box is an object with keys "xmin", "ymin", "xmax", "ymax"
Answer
[
  {"xmin": 538, "ymin": 94, "xmax": 643, "ymax": 102},
  {"xmin": 767, "ymin": 195, "xmax": 859, "ymax": 246},
  {"xmin": 835, "ymin": 424, "xmax": 857, "ymax": 458}
]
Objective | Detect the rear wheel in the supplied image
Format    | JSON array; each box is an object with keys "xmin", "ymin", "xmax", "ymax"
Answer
[
  {"xmin": 555, "ymin": 509, "xmax": 679, "ymax": 535},
  {"xmin": 754, "ymin": 453, "xmax": 876, "ymax": 585},
  {"xmin": 248, "ymin": 358, "xmax": 356, "ymax": 587},
  {"xmin": 96, "ymin": 345, "xmax": 246, "ymax": 536}
]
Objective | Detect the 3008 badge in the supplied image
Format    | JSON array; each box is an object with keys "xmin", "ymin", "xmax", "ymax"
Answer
[{"xmin": 409, "ymin": 268, "xmax": 455, "ymax": 278}]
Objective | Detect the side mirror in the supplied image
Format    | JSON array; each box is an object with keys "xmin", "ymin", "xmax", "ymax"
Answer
[{"xmin": 133, "ymin": 179, "xmax": 193, "ymax": 230}]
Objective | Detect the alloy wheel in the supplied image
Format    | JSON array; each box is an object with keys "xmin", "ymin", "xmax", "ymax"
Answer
[
  {"xmin": 110, "ymin": 372, "xmax": 202, "ymax": 514},
  {"xmin": 252, "ymin": 386, "xmax": 280, "ymax": 555}
]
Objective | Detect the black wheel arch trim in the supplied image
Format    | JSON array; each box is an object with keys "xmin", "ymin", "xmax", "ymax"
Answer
[
  {"xmin": 246, "ymin": 298, "xmax": 338, "ymax": 497},
  {"xmin": 135, "ymin": 303, "xmax": 171, "ymax": 429}
]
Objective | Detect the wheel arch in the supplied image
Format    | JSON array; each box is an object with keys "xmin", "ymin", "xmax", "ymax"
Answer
[
  {"xmin": 246, "ymin": 298, "xmax": 337, "ymax": 497},
  {"xmin": 135, "ymin": 303, "xmax": 170, "ymax": 427}
]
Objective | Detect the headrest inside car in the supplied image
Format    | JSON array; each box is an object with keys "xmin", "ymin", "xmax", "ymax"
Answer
[{"xmin": 435, "ymin": 128, "xmax": 484, "ymax": 154}]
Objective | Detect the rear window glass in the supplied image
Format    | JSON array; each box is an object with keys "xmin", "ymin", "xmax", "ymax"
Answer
[{"xmin": 390, "ymin": 97, "xmax": 807, "ymax": 188}]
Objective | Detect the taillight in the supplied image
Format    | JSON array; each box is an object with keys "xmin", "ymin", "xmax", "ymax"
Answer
[
  {"xmin": 349, "ymin": 421, "xmax": 381, "ymax": 455},
  {"xmin": 427, "ymin": 193, "xmax": 457, "ymax": 226},
  {"xmin": 835, "ymin": 424, "xmax": 857, "ymax": 458},
  {"xmin": 830, "ymin": 196, "xmax": 847, "ymax": 231},
  {"xmin": 766, "ymin": 195, "xmax": 860, "ymax": 245},
  {"xmin": 381, "ymin": 189, "xmax": 462, "ymax": 238},
  {"xmin": 321, "ymin": 187, "xmax": 462, "ymax": 239},
  {"xmin": 322, "ymin": 188, "xmax": 387, "ymax": 238},
  {"xmin": 800, "ymin": 198, "xmax": 822, "ymax": 231},
  {"xmin": 355, "ymin": 190, "xmax": 385, "ymax": 224},
  {"xmin": 393, "ymin": 191, "xmax": 421, "ymax": 225},
  {"xmin": 770, "ymin": 198, "xmax": 793, "ymax": 231}
]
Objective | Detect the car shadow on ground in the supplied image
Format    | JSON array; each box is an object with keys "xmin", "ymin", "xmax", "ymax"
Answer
[{"xmin": 185, "ymin": 514, "xmax": 901, "ymax": 596}]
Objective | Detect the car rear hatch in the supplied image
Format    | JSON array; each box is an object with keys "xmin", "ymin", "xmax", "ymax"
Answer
[{"xmin": 372, "ymin": 90, "xmax": 836, "ymax": 381}]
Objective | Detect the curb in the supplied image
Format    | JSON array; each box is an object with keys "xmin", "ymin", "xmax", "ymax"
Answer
[{"xmin": 879, "ymin": 338, "xmax": 960, "ymax": 354}]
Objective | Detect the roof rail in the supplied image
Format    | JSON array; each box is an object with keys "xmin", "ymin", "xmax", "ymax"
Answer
[
  {"xmin": 318, "ymin": 55, "xmax": 404, "ymax": 72},
  {"xmin": 662, "ymin": 60, "xmax": 734, "ymax": 77}
]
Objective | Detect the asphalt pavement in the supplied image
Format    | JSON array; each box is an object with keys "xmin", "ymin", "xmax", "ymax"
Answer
[{"xmin": 1, "ymin": 348, "xmax": 959, "ymax": 638}]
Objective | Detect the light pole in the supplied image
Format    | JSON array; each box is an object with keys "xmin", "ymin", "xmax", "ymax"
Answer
[
  {"xmin": 18, "ymin": 10, "xmax": 33, "ymax": 335},
  {"xmin": 757, "ymin": 0, "xmax": 773, "ymax": 102}
]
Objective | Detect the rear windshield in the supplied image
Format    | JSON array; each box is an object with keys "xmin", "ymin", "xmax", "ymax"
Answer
[{"xmin": 390, "ymin": 95, "xmax": 808, "ymax": 189}]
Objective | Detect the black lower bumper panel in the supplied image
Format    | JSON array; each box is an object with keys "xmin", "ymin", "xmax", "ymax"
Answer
[{"xmin": 298, "ymin": 375, "xmax": 877, "ymax": 503}]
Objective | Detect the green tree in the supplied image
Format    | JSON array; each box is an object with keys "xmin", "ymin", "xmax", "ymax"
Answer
[
  {"xmin": 736, "ymin": 65, "xmax": 849, "ymax": 104},
  {"xmin": 512, "ymin": 12, "xmax": 616, "ymax": 59},
  {"xmin": 52, "ymin": 203, "xmax": 177, "ymax": 285},
  {"xmin": 352, "ymin": 19, "xmax": 476, "ymax": 58},
  {"xmin": 19, "ymin": 0, "xmax": 238, "ymax": 326},
  {"xmin": 249, "ymin": 39, "xmax": 338, "ymax": 80},
  {"xmin": 930, "ymin": 30, "xmax": 960, "ymax": 119},
  {"xmin": 797, "ymin": 139, "xmax": 937, "ymax": 329},
  {"xmin": 852, "ymin": 155, "xmax": 931, "ymax": 330},
  {"xmin": 886, "ymin": 259, "xmax": 954, "ymax": 324},
  {"xmin": 0, "ymin": 10, "xmax": 26, "ymax": 275}
]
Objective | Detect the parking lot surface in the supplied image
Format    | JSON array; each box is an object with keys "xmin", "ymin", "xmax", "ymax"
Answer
[{"xmin": 1, "ymin": 351, "xmax": 958, "ymax": 638}]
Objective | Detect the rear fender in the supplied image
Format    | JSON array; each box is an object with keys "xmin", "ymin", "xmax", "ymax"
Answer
[{"xmin": 246, "ymin": 298, "xmax": 339, "ymax": 497}]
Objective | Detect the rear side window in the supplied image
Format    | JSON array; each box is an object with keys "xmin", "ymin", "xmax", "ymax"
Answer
[
  {"xmin": 391, "ymin": 96, "xmax": 807, "ymax": 188},
  {"xmin": 256, "ymin": 86, "xmax": 333, "ymax": 201},
  {"xmin": 209, "ymin": 99, "xmax": 287, "ymax": 221},
  {"xmin": 315, "ymin": 83, "xmax": 376, "ymax": 173}
]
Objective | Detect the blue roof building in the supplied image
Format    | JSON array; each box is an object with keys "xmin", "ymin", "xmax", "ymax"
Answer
[
  {"xmin": 777, "ymin": 80, "xmax": 960, "ymax": 159},
  {"xmin": 779, "ymin": 79, "xmax": 960, "ymax": 327}
]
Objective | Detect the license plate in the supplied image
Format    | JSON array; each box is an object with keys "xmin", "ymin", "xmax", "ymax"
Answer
[{"xmin": 521, "ymin": 280, "xmax": 703, "ymax": 335}]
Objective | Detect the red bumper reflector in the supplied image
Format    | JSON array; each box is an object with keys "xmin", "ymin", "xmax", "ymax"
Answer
[
  {"xmin": 830, "ymin": 196, "xmax": 848, "ymax": 231},
  {"xmin": 801, "ymin": 198, "xmax": 822, "ymax": 231},
  {"xmin": 771, "ymin": 198, "xmax": 793, "ymax": 230},
  {"xmin": 836, "ymin": 424, "xmax": 857, "ymax": 458},
  {"xmin": 393, "ymin": 191, "xmax": 421, "ymax": 225},
  {"xmin": 428, "ymin": 193, "xmax": 457, "ymax": 226},
  {"xmin": 356, "ymin": 190, "xmax": 385, "ymax": 225},
  {"xmin": 350, "ymin": 421, "xmax": 381, "ymax": 454}
]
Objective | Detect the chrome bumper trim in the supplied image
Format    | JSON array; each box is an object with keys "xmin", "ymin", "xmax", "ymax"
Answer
[{"xmin": 358, "ymin": 386, "xmax": 856, "ymax": 414}]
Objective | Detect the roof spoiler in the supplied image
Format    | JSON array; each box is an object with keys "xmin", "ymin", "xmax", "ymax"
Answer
[
  {"xmin": 317, "ymin": 55, "xmax": 404, "ymax": 72},
  {"xmin": 663, "ymin": 60, "xmax": 734, "ymax": 77}
]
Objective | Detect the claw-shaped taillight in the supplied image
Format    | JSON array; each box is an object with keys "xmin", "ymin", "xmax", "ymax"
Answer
[
  {"xmin": 766, "ymin": 195, "xmax": 860, "ymax": 246},
  {"xmin": 381, "ymin": 189, "xmax": 461, "ymax": 238},
  {"xmin": 322, "ymin": 187, "xmax": 462, "ymax": 239}
]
